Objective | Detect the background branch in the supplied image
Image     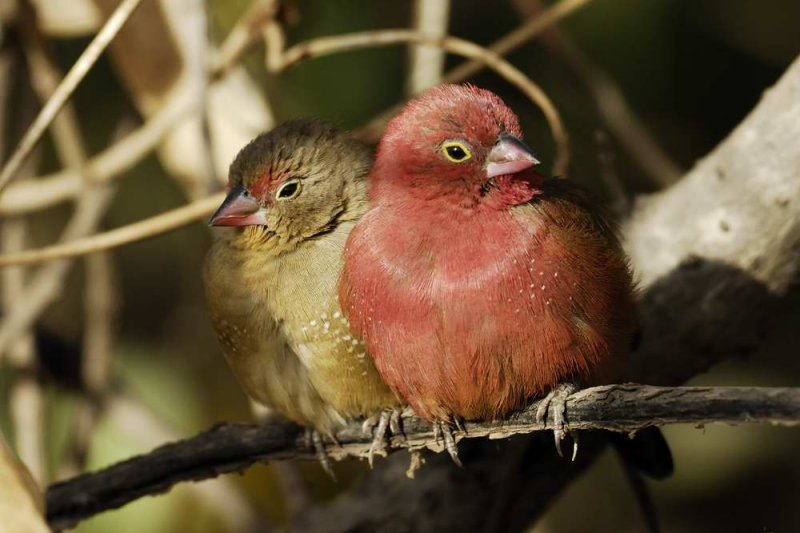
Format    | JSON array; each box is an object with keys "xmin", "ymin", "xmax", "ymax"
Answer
[
  {"xmin": 44, "ymin": 384, "xmax": 800, "ymax": 530},
  {"xmin": 0, "ymin": 0, "xmax": 143, "ymax": 193}
]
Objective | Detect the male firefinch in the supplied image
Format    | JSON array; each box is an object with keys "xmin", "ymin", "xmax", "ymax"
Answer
[
  {"xmin": 340, "ymin": 84, "xmax": 639, "ymax": 463},
  {"xmin": 204, "ymin": 120, "xmax": 400, "ymax": 471}
]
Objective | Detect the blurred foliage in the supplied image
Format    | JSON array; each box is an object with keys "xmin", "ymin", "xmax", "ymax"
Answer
[{"xmin": 0, "ymin": 1, "xmax": 799, "ymax": 532}]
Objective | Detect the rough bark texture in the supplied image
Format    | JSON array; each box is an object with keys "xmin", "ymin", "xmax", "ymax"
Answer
[{"xmin": 45, "ymin": 385, "xmax": 800, "ymax": 529}]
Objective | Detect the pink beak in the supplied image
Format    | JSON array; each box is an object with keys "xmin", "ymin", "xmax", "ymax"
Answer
[
  {"xmin": 208, "ymin": 185, "xmax": 268, "ymax": 227},
  {"xmin": 485, "ymin": 133, "xmax": 540, "ymax": 178}
]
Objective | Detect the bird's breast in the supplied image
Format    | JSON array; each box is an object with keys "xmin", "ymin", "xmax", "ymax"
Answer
[{"xmin": 342, "ymin": 202, "xmax": 632, "ymax": 421}]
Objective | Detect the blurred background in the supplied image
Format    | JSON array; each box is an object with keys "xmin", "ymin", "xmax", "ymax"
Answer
[{"xmin": 0, "ymin": 0, "xmax": 799, "ymax": 531}]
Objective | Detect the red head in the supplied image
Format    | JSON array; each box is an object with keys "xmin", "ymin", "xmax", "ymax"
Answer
[{"xmin": 371, "ymin": 84, "xmax": 541, "ymax": 207}]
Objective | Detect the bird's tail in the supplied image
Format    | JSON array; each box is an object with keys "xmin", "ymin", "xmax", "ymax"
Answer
[
  {"xmin": 610, "ymin": 426, "xmax": 673, "ymax": 533},
  {"xmin": 610, "ymin": 426, "xmax": 673, "ymax": 480}
]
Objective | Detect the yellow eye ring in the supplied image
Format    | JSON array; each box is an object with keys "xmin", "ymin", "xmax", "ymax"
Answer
[
  {"xmin": 440, "ymin": 141, "xmax": 472, "ymax": 163},
  {"xmin": 275, "ymin": 179, "xmax": 302, "ymax": 200}
]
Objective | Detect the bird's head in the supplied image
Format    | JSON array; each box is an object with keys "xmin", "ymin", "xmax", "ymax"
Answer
[
  {"xmin": 373, "ymin": 84, "xmax": 541, "ymax": 205},
  {"xmin": 209, "ymin": 120, "xmax": 370, "ymax": 248}
]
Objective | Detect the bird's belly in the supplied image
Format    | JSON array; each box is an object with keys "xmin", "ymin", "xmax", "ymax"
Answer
[
  {"xmin": 363, "ymin": 250, "xmax": 615, "ymax": 422},
  {"xmin": 281, "ymin": 307, "xmax": 399, "ymax": 418}
]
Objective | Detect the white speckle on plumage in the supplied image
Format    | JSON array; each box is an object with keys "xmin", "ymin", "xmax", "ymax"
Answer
[
  {"xmin": 351, "ymin": 339, "xmax": 359, "ymax": 346},
  {"xmin": 310, "ymin": 320, "xmax": 317, "ymax": 327},
  {"xmin": 541, "ymin": 285, "xmax": 546, "ymax": 290},
  {"xmin": 333, "ymin": 311, "xmax": 341, "ymax": 319}
]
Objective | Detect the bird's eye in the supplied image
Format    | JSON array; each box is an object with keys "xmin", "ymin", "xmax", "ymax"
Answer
[
  {"xmin": 276, "ymin": 179, "xmax": 301, "ymax": 200},
  {"xmin": 441, "ymin": 141, "xmax": 472, "ymax": 163}
]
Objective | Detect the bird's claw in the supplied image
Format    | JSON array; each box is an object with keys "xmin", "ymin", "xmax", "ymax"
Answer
[
  {"xmin": 536, "ymin": 382, "xmax": 579, "ymax": 461},
  {"xmin": 362, "ymin": 408, "xmax": 405, "ymax": 468},
  {"xmin": 305, "ymin": 428, "xmax": 336, "ymax": 480},
  {"xmin": 432, "ymin": 419, "xmax": 463, "ymax": 467}
]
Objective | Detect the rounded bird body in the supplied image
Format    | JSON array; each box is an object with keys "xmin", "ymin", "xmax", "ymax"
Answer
[
  {"xmin": 340, "ymin": 85, "xmax": 635, "ymax": 424},
  {"xmin": 204, "ymin": 120, "xmax": 399, "ymax": 436}
]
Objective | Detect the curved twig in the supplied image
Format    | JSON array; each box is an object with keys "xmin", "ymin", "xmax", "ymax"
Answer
[
  {"xmin": 0, "ymin": 0, "xmax": 144, "ymax": 193},
  {"xmin": 275, "ymin": 29, "xmax": 568, "ymax": 175},
  {"xmin": 0, "ymin": 27, "xmax": 568, "ymax": 266},
  {"xmin": 0, "ymin": 193, "xmax": 223, "ymax": 267}
]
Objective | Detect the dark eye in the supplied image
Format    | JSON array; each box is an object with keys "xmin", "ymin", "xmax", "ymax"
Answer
[
  {"xmin": 441, "ymin": 141, "xmax": 472, "ymax": 163},
  {"xmin": 276, "ymin": 179, "xmax": 301, "ymax": 200}
]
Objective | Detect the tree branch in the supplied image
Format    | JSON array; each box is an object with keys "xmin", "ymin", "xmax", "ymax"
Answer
[{"xmin": 44, "ymin": 385, "xmax": 800, "ymax": 530}]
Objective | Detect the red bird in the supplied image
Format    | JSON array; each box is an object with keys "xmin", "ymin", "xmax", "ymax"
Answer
[{"xmin": 340, "ymin": 84, "xmax": 636, "ymax": 462}]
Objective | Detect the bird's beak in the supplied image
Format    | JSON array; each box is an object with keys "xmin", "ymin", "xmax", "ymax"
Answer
[
  {"xmin": 208, "ymin": 185, "xmax": 268, "ymax": 227},
  {"xmin": 485, "ymin": 133, "xmax": 540, "ymax": 179}
]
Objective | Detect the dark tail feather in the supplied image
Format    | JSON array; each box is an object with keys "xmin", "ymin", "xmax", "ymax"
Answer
[
  {"xmin": 610, "ymin": 427, "xmax": 673, "ymax": 533},
  {"xmin": 610, "ymin": 426, "xmax": 673, "ymax": 480},
  {"xmin": 619, "ymin": 456, "xmax": 663, "ymax": 533}
]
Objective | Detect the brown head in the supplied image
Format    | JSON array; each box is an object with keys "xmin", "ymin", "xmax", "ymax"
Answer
[{"xmin": 209, "ymin": 119, "xmax": 371, "ymax": 252}]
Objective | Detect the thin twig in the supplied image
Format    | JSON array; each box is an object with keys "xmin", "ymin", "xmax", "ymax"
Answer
[
  {"xmin": 0, "ymin": 2, "xmax": 576, "ymax": 216},
  {"xmin": 593, "ymin": 129, "xmax": 630, "ymax": 216},
  {"xmin": 511, "ymin": 0, "xmax": 682, "ymax": 186},
  {"xmin": 0, "ymin": 0, "xmax": 144, "ymax": 193},
  {"xmin": 2, "ymin": 221, "xmax": 47, "ymax": 485},
  {"xmin": 407, "ymin": 0, "xmax": 450, "ymax": 95},
  {"xmin": 58, "ymin": 251, "xmax": 119, "ymax": 478},
  {"xmin": 448, "ymin": 0, "xmax": 591, "ymax": 84},
  {"xmin": 44, "ymin": 384, "xmax": 800, "ymax": 530},
  {"xmin": 0, "ymin": 94, "xmax": 195, "ymax": 216},
  {"xmin": 272, "ymin": 29, "xmax": 568, "ymax": 173},
  {"xmin": 0, "ymin": 28, "xmax": 569, "ymax": 266},
  {"xmin": 0, "ymin": 185, "xmax": 115, "ymax": 352},
  {"xmin": 0, "ymin": 193, "xmax": 223, "ymax": 267},
  {"xmin": 357, "ymin": 0, "xmax": 592, "ymax": 142},
  {"xmin": 1, "ymin": 38, "xmax": 46, "ymax": 485},
  {"xmin": 210, "ymin": 0, "xmax": 280, "ymax": 78}
]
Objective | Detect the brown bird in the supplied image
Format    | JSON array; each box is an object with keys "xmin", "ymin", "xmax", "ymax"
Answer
[{"xmin": 203, "ymin": 120, "xmax": 401, "ymax": 471}]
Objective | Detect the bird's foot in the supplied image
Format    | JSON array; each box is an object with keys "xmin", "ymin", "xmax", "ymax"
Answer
[
  {"xmin": 432, "ymin": 419, "xmax": 464, "ymax": 467},
  {"xmin": 535, "ymin": 382, "xmax": 579, "ymax": 461},
  {"xmin": 304, "ymin": 428, "xmax": 336, "ymax": 480},
  {"xmin": 362, "ymin": 408, "xmax": 406, "ymax": 468}
]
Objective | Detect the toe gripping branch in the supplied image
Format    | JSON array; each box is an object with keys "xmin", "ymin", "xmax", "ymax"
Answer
[
  {"xmin": 362, "ymin": 408, "xmax": 405, "ymax": 468},
  {"xmin": 535, "ymin": 382, "xmax": 580, "ymax": 461},
  {"xmin": 432, "ymin": 418, "xmax": 465, "ymax": 467}
]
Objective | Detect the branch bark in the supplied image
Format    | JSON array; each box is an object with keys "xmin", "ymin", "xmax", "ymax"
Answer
[{"xmin": 44, "ymin": 385, "xmax": 800, "ymax": 530}]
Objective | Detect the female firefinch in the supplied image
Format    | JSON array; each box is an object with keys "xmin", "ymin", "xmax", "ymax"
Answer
[{"xmin": 204, "ymin": 120, "xmax": 400, "ymax": 471}]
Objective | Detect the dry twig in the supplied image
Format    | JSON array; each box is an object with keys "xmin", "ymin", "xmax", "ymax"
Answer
[
  {"xmin": 0, "ymin": 0, "xmax": 144, "ymax": 193},
  {"xmin": 407, "ymin": 0, "xmax": 450, "ymax": 95},
  {"xmin": 0, "ymin": 27, "xmax": 569, "ymax": 266},
  {"xmin": 512, "ymin": 0, "xmax": 682, "ymax": 186},
  {"xmin": 0, "ymin": 193, "xmax": 223, "ymax": 267},
  {"xmin": 44, "ymin": 384, "xmax": 800, "ymax": 530}
]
